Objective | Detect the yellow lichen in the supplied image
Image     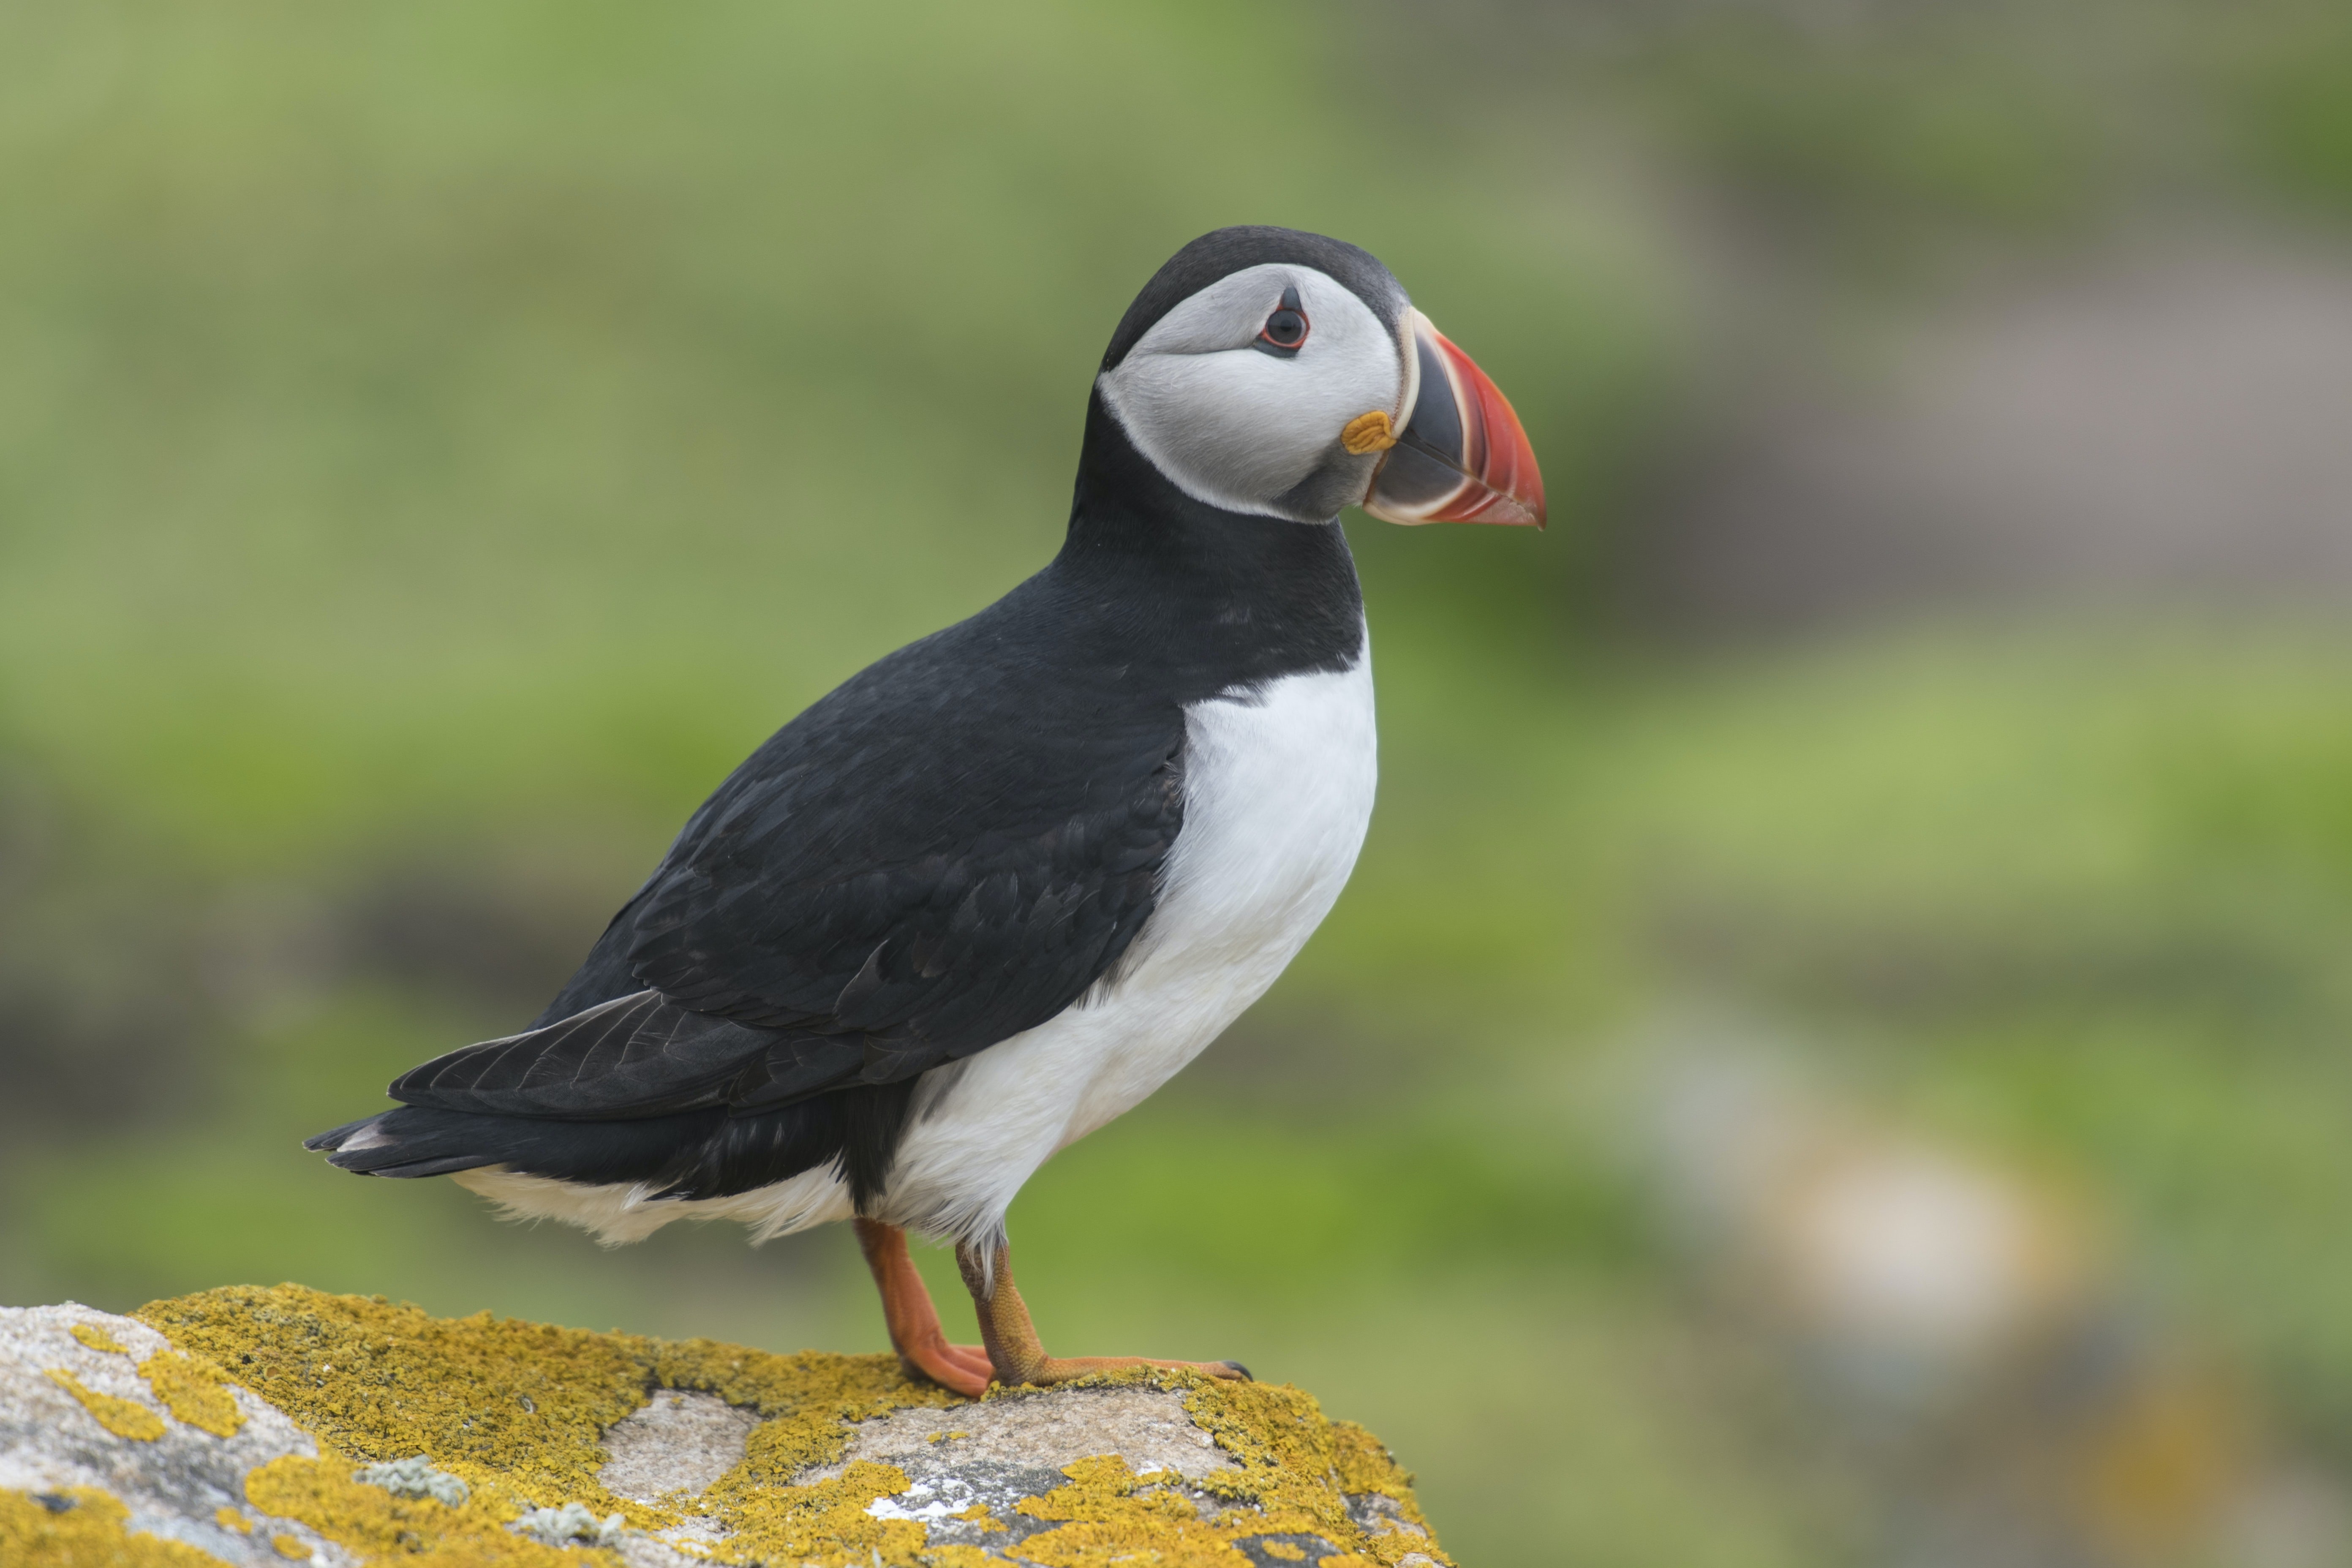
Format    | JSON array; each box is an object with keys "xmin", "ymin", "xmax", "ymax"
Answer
[
  {"xmin": 71, "ymin": 1322, "xmax": 130, "ymax": 1355},
  {"xmin": 270, "ymin": 1535, "xmax": 310, "ymax": 1559},
  {"xmin": 244, "ymin": 1454, "xmax": 582, "ymax": 1568},
  {"xmin": 1262, "ymin": 1542, "xmax": 1308, "ymax": 1561},
  {"xmin": 130, "ymin": 1285, "xmax": 1452, "ymax": 1568},
  {"xmin": 46, "ymin": 1368, "xmax": 168, "ymax": 1441},
  {"xmin": 704, "ymin": 1460, "xmax": 928, "ymax": 1566},
  {"xmin": 141, "ymin": 1285, "xmax": 653, "ymax": 1514},
  {"xmin": 141, "ymin": 1351, "xmax": 247, "ymax": 1438},
  {"xmin": 1, "ymin": 1487, "xmax": 226, "ymax": 1567},
  {"xmin": 217, "ymin": 1506, "xmax": 252, "ymax": 1533},
  {"xmin": 133, "ymin": 1284, "xmax": 960, "ymax": 1564},
  {"xmin": 1010, "ymin": 1462, "xmax": 1255, "ymax": 1564},
  {"xmin": 911, "ymin": 1372, "xmax": 1457, "ymax": 1568},
  {"xmin": 1178, "ymin": 1373, "xmax": 1451, "ymax": 1567}
]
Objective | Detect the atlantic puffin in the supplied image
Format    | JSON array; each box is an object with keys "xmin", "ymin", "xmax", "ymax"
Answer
[{"xmin": 308, "ymin": 226, "xmax": 1544, "ymax": 1397}]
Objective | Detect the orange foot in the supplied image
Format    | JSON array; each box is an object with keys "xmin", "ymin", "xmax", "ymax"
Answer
[
  {"xmin": 954, "ymin": 1240, "xmax": 1253, "ymax": 1389},
  {"xmin": 854, "ymin": 1218, "xmax": 994, "ymax": 1398}
]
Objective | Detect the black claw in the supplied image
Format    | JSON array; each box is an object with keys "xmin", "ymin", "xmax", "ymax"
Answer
[{"xmin": 1219, "ymin": 1360, "xmax": 1253, "ymax": 1381}]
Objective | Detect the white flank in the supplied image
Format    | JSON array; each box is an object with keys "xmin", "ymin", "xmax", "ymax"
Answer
[
  {"xmin": 452, "ymin": 1161, "xmax": 854, "ymax": 1248},
  {"xmin": 451, "ymin": 634, "xmax": 1378, "ymax": 1251}
]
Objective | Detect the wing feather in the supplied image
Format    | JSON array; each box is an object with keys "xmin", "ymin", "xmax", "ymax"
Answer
[{"xmin": 387, "ymin": 611, "xmax": 1187, "ymax": 1126}]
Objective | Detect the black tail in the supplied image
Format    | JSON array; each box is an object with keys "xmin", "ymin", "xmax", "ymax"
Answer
[
  {"xmin": 305, "ymin": 1106, "xmax": 724, "ymax": 1184},
  {"xmin": 303, "ymin": 1076, "xmax": 920, "ymax": 1207}
]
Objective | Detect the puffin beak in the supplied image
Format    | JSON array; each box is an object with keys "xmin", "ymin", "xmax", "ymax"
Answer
[{"xmin": 1359, "ymin": 309, "xmax": 1546, "ymax": 529}]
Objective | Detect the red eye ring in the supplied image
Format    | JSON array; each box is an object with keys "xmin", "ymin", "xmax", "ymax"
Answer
[{"xmin": 1256, "ymin": 285, "xmax": 1309, "ymax": 357}]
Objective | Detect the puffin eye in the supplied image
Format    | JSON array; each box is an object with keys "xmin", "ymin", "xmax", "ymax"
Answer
[{"xmin": 1255, "ymin": 286, "xmax": 1309, "ymax": 357}]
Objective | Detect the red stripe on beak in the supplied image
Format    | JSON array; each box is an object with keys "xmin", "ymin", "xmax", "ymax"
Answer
[
  {"xmin": 1362, "ymin": 313, "xmax": 1546, "ymax": 530},
  {"xmin": 1429, "ymin": 327, "xmax": 1544, "ymax": 528}
]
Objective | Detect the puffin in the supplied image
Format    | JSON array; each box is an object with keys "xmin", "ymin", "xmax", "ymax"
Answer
[{"xmin": 308, "ymin": 226, "xmax": 1544, "ymax": 1397}]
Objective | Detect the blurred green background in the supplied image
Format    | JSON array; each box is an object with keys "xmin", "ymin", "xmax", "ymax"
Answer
[{"xmin": 7, "ymin": 3, "xmax": 2352, "ymax": 1564}]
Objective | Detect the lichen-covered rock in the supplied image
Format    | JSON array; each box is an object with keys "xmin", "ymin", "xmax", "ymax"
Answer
[
  {"xmin": 1, "ymin": 1285, "xmax": 1450, "ymax": 1568},
  {"xmin": 0, "ymin": 1302, "xmax": 341, "ymax": 1565}
]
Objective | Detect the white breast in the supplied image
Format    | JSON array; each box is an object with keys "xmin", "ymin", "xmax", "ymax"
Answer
[{"xmin": 874, "ymin": 634, "xmax": 1378, "ymax": 1246}]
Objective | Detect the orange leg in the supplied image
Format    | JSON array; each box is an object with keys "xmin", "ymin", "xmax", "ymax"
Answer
[
  {"xmin": 954, "ymin": 1239, "xmax": 1252, "ymax": 1388},
  {"xmin": 854, "ymin": 1218, "xmax": 994, "ymax": 1398}
]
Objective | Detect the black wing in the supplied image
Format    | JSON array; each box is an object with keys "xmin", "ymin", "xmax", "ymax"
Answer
[
  {"xmin": 385, "ymin": 601, "xmax": 1187, "ymax": 1124},
  {"xmin": 382, "ymin": 989, "xmax": 863, "ymax": 1119}
]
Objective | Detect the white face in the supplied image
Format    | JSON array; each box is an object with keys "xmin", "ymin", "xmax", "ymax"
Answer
[{"xmin": 1096, "ymin": 263, "xmax": 1410, "ymax": 523}]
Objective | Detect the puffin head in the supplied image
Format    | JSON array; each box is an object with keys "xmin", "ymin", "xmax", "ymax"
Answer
[{"xmin": 1095, "ymin": 226, "xmax": 1544, "ymax": 529}]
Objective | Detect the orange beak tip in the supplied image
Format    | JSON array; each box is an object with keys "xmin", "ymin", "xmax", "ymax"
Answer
[{"xmin": 1363, "ymin": 315, "xmax": 1546, "ymax": 531}]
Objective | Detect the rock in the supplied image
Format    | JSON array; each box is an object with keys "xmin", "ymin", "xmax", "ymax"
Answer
[
  {"xmin": 0, "ymin": 1302, "xmax": 343, "ymax": 1566},
  {"xmin": 601, "ymin": 1391, "xmax": 765, "ymax": 1505},
  {"xmin": 798, "ymin": 1385, "xmax": 1239, "ymax": 1557},
  {"xmin": 2, "ymin": 1285, "xmax": 1453, "ymax": 1567}
]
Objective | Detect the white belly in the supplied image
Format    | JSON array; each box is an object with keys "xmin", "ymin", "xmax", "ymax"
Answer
[
  {"xmin": 877, "ymin": 640, "xmax": 1378, "ymax": 1245},
  {"xmin": 455, "ymin": 637, "xmax": 1377, "ymax": 1250}
]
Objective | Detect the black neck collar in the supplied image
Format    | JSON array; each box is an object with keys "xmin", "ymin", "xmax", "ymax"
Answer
[{"xmin": 1031, "ymin": 391, "xmax": 1365, "ymax": 690}]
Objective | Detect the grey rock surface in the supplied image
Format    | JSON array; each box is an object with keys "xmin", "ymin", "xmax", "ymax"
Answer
[
  {"xmin": 600, "ymin": 1388, "xmax": 765, "ymax": 1503},
  {"xmin": 597, "ymin": 1389, "xmax": 766, "ymax": 1568},
  {"xmin": 807, "ymin": 1384, "xmax": 1237, "ymax": 1485},
  {"xmin": 0, "ymin": 1303, "xmax": 342, "ymax": 1566},
  {"xmin": 799, "ymin": 1386, "xmax": 1247, "ymax": 1556},
  {"xmin": 601, "ymin": 1383, "xmax": 1256, "ymax": 1561}
]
